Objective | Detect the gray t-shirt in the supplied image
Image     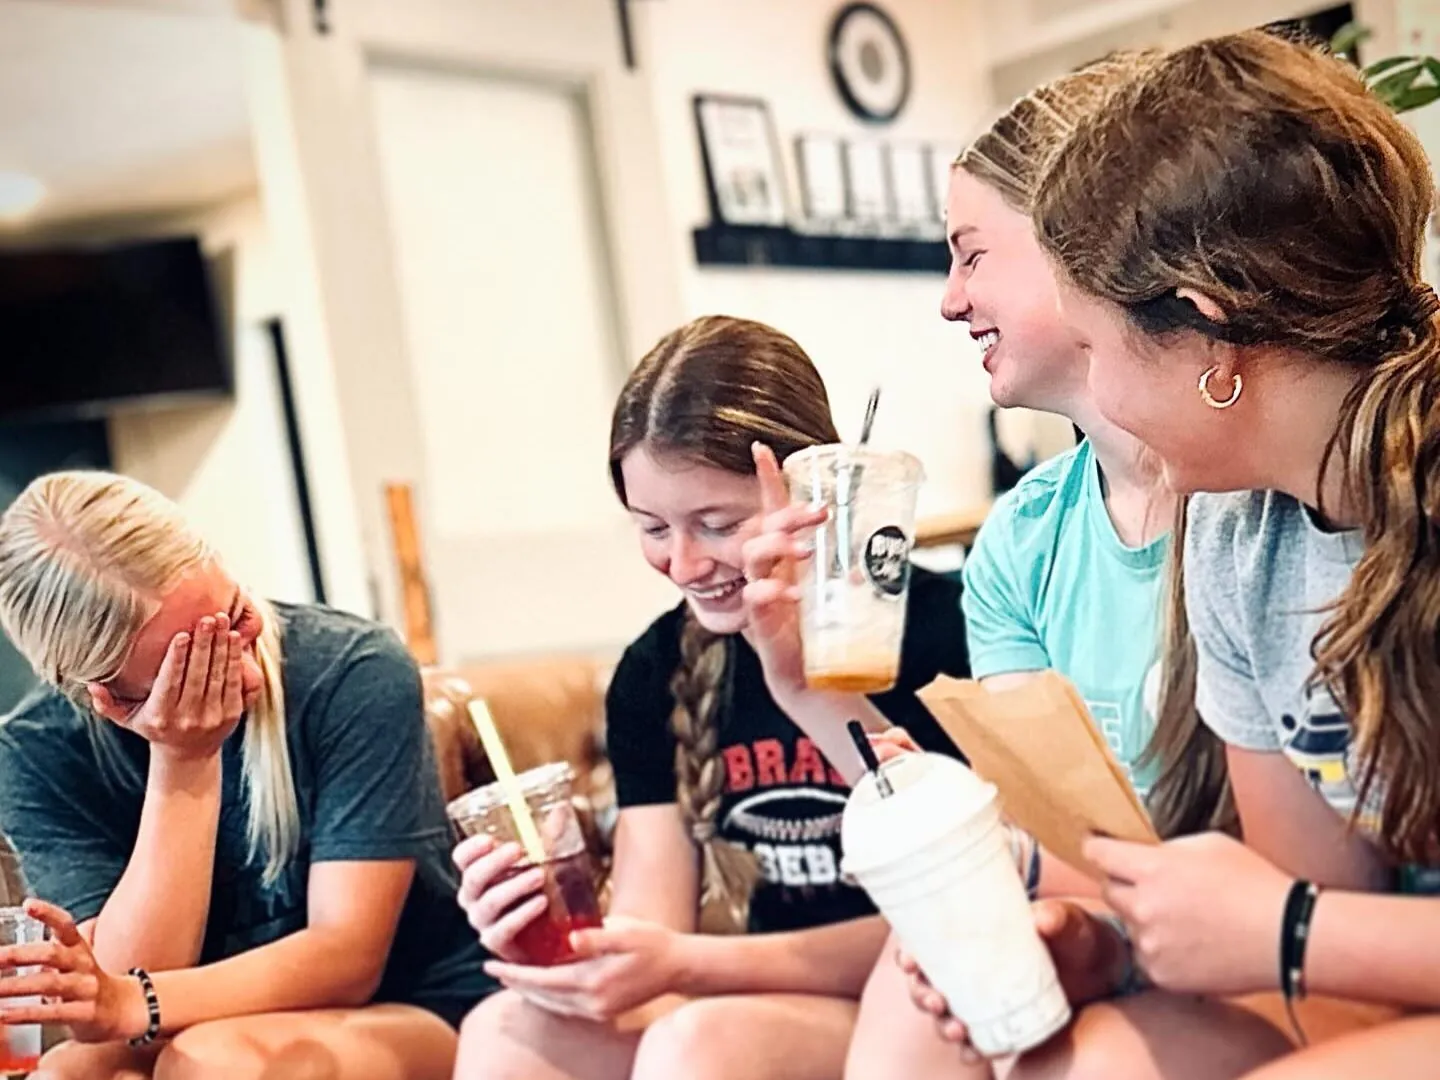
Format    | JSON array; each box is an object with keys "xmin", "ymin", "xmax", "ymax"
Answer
[
  {"xmin": 1184, "ymin": 493, "xmax": 1440, "ymax": 894},
  {"xmin": 1185, "ymin": 490, "xmax": 1378, "ymax": 825},
  {"xmin": 0, "ymin": 602, "xmax": 493, "ymax": 1025},
  {"xmin": 1187, "ymin": 491, "xmax": 1440, "ymax": 894}
]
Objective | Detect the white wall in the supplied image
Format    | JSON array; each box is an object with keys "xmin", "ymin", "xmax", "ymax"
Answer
[
  {"xmin": 991, "ymin": 0, "xmax": 1398, "ymax": 101},
  {"xmin": 636, "ymin": 0, "xmax": 999, "ymax": 522},
  {"xmin": 108, "ymin": 195, "xmax": 318, "ymax": 605},
  {"xmin": 366, "ymin": 59, "xmax": 677, "ymax": 662},
  {"xmin": 335, "ymin": 0, "xmax": 1002, "ymax": 664}
]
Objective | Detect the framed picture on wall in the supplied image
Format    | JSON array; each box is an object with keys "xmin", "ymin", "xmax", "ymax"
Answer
[
  {"xmin": 889, "ymin": 141, "xmax": 938, "ymax": 234},
  {"xmin": 843, "ymin": 138, "xmax": 890, "ymax": 226},
  {"xmin": 795, "ymin": 133, "xmax": 848, "ymax": 226},
  {"xmin": 694, "ymin": 94, "xmax": 789, "ymax": 227}
]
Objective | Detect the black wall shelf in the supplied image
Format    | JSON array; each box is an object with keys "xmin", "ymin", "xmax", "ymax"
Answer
[{"xmin": 692, "ymin": 224, "xmax": 946, "ymax": 273}]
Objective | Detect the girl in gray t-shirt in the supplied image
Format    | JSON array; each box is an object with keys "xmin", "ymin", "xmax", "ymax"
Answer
[{"xmin": 1025, "ymin": 27, "xmax": 1440, "ymax": 1080}]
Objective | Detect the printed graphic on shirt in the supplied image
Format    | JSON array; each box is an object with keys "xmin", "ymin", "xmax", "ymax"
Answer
[
  {"xmin": 1087, "ymin": 701, "xmax": 1127, "ymax": 779},
  {"xmin": 1081, "ymin": 662, "xmax": 1162, "ymax": 799},
  {"xmin": 1142, "ymin": 661, "xmax": 1162, "ymax": 732},
  {"xmin": 1280, "ymin": 682, "xmax": 1358, "ymax": 814},
  {"xmin": 722, "ymin": 737, "xmax": 851, "ymax": 889}
]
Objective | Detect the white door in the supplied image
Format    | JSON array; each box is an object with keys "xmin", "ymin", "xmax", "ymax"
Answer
[{"xmin": 358, "ymin": 1, "xmax": 682, "ymax": 661}]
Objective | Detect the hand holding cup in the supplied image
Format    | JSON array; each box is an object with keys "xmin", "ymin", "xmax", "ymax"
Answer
[
  {"xmin": 453, "ymin": 834, "xmax": 550, "ymax": 963},
  {"xmin": 741, "ymin": 442, "xmax": 826, "ymax": 699}
]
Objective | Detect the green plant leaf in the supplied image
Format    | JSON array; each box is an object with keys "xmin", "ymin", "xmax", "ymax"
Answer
[
  {"xmin": 1390, "ymin": 84, "xmax": 1440, "ymax": 112},
  {"xmin": 1364, "ymin": 55, "xmax": 1420, "ymax": 78},
  {"xmin": 1370, "ymin": 61, "xmax": 1427, "ymax": 103},
  {"xmin": 1331, "ymin": 21, "xmax": 1374, "ymax": 57}
]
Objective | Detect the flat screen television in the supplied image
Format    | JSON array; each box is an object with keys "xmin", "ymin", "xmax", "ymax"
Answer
[{"xmin": 0, "ymin": 237, "xmax": 231, "ymax": 422}]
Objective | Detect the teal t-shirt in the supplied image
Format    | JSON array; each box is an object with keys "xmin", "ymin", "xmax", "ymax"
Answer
[{"xmin": 961, "ymin": 440, "xmax": 1167, "ymax": 796}]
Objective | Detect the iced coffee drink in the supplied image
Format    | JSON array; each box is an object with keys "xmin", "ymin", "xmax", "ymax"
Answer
[{"xmin": 784, "ymin": 445, "xmax": 923, "ymax": 694}]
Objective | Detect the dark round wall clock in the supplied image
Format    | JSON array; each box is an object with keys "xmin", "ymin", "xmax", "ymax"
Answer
[{"xmin": 828, "ymin": 2, "xmax": 911, "ymax": 124}]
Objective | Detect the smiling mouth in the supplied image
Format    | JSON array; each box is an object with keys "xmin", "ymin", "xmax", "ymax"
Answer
[
  {"xmin": 688, "ymin": 579, "xmax": 744, "ymax": 602},
  {"xmin": 974, "ymin": 329, "xmax": 1000, "ymax": 356}
]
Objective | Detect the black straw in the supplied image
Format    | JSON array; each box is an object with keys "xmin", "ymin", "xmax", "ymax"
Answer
[{"xmin": 847, "ymin": 720, "xmax": 893, "ymax": 797}]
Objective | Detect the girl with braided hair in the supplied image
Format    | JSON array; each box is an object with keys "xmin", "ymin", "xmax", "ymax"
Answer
[{"xmin": 450, "ymin": 314, "xmax": 970, "ymax": 1079}]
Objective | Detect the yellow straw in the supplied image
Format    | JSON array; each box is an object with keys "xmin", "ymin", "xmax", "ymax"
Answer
[{"xmin": 467, "ymin": 699, "xmax": 546, "ymax": 864}]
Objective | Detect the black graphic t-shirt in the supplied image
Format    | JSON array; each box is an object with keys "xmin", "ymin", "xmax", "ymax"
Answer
[{"xmin": 606, "ymin": 566, "xmax": 970, "ymax": 934}]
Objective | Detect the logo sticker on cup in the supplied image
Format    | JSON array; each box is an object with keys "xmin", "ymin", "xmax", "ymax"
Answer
[{"xmin": 864, "ymin": 526, "xmax": 910, "ymax": 597}]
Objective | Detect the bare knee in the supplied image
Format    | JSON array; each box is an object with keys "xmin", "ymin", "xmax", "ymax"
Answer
[
  {"xmin": 631, "ymin": 999, "xmax": 737, "ymax": 1080},
  {"xmin": 455, "ymin": 991, "xmax": 538, "ymax": 1079},
  {"xmin": 456, "ymin": 989, "xmax": 633, "ymax": 1080},
  {"xmin": 1012, "ymin": 995, "xmax": 1292, "ymax": 1080},
  {"xmin": 35, "ymin": 1039, "xmax": 158, "ymax": 1080},
  {"xmin": 155, "ymin": 1022, "xmax": 336, "ymax": 1080}
]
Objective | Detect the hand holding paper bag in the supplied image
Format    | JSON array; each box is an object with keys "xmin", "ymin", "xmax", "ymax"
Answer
[{"xmin": 917, "ymin": 672, "xmax": 1159, "ymax": 879}]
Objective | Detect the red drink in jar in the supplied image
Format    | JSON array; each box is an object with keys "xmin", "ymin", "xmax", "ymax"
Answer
[
  {"xmin": 0, "ymin": 1040, "xmax": 39, "ymax": 1076},
  {"xmin": 0, "ymin": 906, "xmax": 44, "ymax": 1077},
  {"xmin": 501, "ymin": 850, "xmax": 604, "ymax": 966},
  {"xmin": 447, "ymin": 762, "xmax": 606, "ymax": 966}
]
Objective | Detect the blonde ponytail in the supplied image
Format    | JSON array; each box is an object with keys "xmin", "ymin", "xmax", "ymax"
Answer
[
  {"xmin": 0, "ymin": 471, "xmax": 301, "ymax": 882},
  {"xmin": 669, "ymin": 610, "xmax": 760, "ymax": 931}
]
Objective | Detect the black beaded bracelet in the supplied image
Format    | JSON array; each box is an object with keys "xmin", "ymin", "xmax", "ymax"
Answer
[
  {"xmin": 127, "ymin": 967, "xmax": 161, "ymax": 1047},
  {"xmin": 1279, "ymin": 880, "xmax": 1321, "ymax": 1046}
]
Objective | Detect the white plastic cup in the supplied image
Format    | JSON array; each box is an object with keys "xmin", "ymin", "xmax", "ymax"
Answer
[{"xmin": 841, "ymin": 752, "xmax": 1071, "ymax": 1057}]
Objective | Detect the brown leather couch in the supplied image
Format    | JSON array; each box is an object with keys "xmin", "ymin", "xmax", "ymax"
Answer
[{"xmin": 422, "ymin": 657, "xmax": 617, "ymax": 857}]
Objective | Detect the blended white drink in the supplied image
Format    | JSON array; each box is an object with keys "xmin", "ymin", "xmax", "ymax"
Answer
[{"xmin": 841, "ymin": 753, "xmax": 1071, "ymax": 1057}]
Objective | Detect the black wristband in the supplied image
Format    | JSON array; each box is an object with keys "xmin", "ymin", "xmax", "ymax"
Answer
[
  {"xmin": 1280, "ymin": 880, "xmax": 1321, "ymax": 1002},
  {"xmin": 1024, "ymin": 836, "xmax": 1042, "ymax": 901},
  {"xmin": 127, "ymin": 967, "xmax": 161, "ymax": 1047}
]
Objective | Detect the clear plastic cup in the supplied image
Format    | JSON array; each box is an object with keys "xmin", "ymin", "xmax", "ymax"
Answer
[
  {"xmin": 784, "ymin": 444, "xmax": 924, "ymax": 694},
  {"xmin": 842, "ymin": 753, "xmax": 1071, "ymax": 1057},
  {"xmin": 446, "ymin": 762, "xmax": 602, "ymax": 966},
  {"xmin": 0, "ymin": 908, "xmax": 45, "ymax": 1076}
]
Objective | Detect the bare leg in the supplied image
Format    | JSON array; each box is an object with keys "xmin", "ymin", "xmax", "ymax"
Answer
[
  {"xmin": 34, "ymin": 1039, "xmax": 163, "ymax": 1079},
  {"xmin": 1239, "ymin": 1014, "xmax": 1440, "ymax": 1079},
  {"xmin": 631, "ymin": 993, "xmax": 857, "ymax": 1080},
  {"xmin": 149, "ymin": 1004, "xmax": 455, "ymax": 1080},
  {"xmin": 452, "ymin": 989, "xmax": 645, "ymax": 1080},
  {"xmin": 845, "ymin": 938, "xmax": 993, "ymax": 1080},
  {"xmin": 1013, "ymin": 991, "xmax": 1294, "ymax": 1080}
]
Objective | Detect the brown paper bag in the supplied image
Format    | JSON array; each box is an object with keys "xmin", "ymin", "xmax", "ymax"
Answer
[{"xmin": 917, "ymin": 671, "xmax": 1158, "ymax": 880}]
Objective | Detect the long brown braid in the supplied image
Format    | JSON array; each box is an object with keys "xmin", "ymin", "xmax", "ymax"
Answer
[{"xmin": 609, "ymin": 315, "xmax": 840, "ymax": 929}]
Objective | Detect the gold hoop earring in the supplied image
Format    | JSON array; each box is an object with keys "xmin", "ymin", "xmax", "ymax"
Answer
[{"xmin": 1198, "ymin": 366, "xmax": 1242, "ymax": 410}]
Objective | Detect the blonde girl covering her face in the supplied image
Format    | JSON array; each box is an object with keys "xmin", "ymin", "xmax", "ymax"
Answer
[
  {"xmin": 0, "ymin": 471, "xmax": 298, "ymax": 884},
  {"xmin": 0, "ymin": 470, "xmax": 490, "ymax": 1080}
]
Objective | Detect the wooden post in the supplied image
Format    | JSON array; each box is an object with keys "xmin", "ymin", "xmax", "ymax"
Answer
[{"xmin": 384, "ymin": 482, "xmax": 438, "ymax": 666}]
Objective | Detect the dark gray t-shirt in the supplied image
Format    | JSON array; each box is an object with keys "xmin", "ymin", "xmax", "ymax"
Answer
[{"xmin": 0, "ymin": 602, "xmax": 492, "ymax": 1024}]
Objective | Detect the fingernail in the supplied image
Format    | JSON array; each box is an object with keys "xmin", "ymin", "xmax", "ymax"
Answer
[{"xmin": 176, "ymin": 633, "xmax": 190, "ymax": 648}]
